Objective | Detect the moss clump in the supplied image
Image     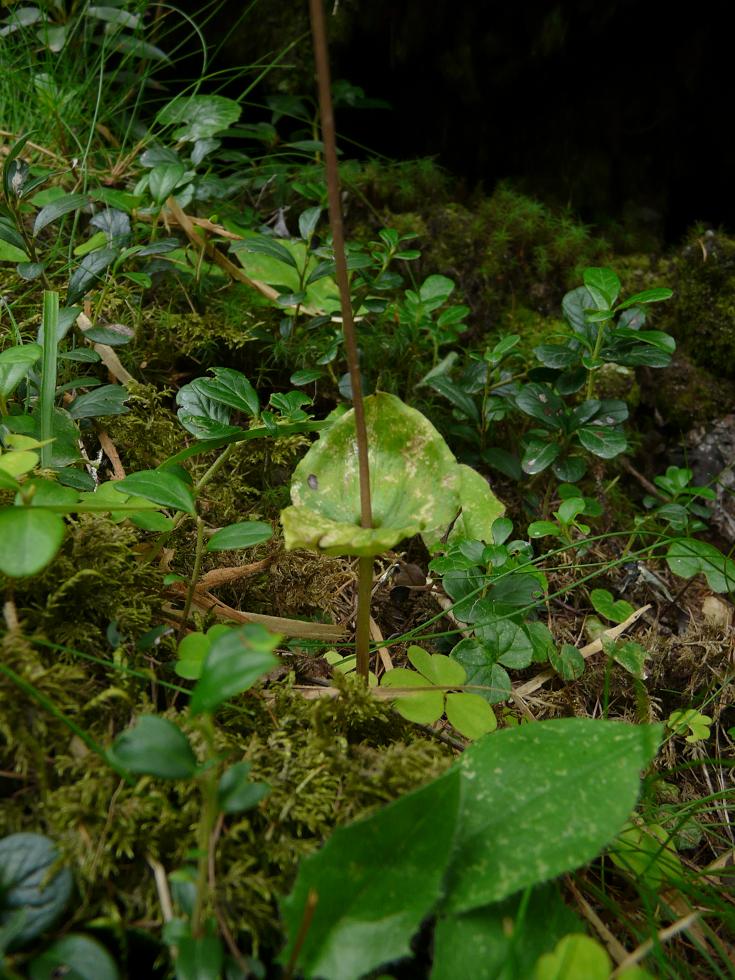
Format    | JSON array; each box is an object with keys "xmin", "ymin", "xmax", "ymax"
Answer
[
  {"xmin": 672, "ymin": 228, "xmax": 735, "ymax": 378},
  {"xmin": 135, "ymin": 286, "xmax": 279, "ymax": 371},
  {"xmin": 105, "ymin": 381, "xmax": 182, "ymax": 472},
  {"xmin": 641, "ymin": 353, "xmax": 735, "ymax": 431},
  {"xmin": 6, "ymin": 513, "xmax": 161, "ymax": 652},
  {"xmin": 0, "ymin": 674, "xmax": 452, "ymax": 961}
]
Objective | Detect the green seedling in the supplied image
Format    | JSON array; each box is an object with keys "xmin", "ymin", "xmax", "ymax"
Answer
[
  {"xmin": 109, "ymin": 625, "xmax": 279, "ymax": 972},
  {"xmin": 380, "ymin": 645, "xmax": 496, "ymax": 740},
  {"xmin": 667, "ymin": 708, "xmax": 712, "ymax": 743}
]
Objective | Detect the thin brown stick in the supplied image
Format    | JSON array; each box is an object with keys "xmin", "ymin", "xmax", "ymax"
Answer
[
  {"xmin": 197, "ymin": 558, "xmax": 273, "ymax": 591},
  {"xmin": 163, "ymin": 589, "xmax": 345, "ymax": 641},
  {"xmin": 610, "ymin": 912, "xmax": 701, "ymax": 977},
  {"xmin": 166, "ymin": 196, "xmax": 287, "ymax": 307},
  {"xmin": 309, "ymin": 0, "xmax": 372, "ymax": 531},
  {"xmin": 310, "ymin": 0, "xmax": 374, "ymax": 681},
  {"xmin": 97, "ymin": 429, "xmax": 126, "ymax": 480},
  {"xmin": 284, "ymin": 889, "xmax": 319, "ymax": 980},
  {"xmin": 565, "ymin": 877, "xmax": 628, "ymax": 965}
]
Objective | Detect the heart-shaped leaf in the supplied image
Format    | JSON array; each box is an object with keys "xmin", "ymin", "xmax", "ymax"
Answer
[
  {"xmin": 590, "ymin": 588, "xmax": 634, "ymax": 624},
  {"xmin": 281, "ymin": 393, "xmax": 461, "ymax": 557}
]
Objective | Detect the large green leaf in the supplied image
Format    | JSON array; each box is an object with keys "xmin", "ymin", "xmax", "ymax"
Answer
[
  {"xmin": 442, "ymin": 719, "xmax": 661, "ymax": 913},
  {"xmin": 281, "ymin": 393, "xmax": 461, "ymax": 557},
  {"xmin": 0, "ymin": 833, "xmax": 73, "ymax": 949},
  {"xmin": 0, "ymin": 508, "xmax": 65, "ymax": 577},
  {"xmin": 280, "ymin": 767, "xmax": 461, "ymax": 980},
  {"xmin": 282, "ymin": 719, "xmax": 660, "ymax": 978}
]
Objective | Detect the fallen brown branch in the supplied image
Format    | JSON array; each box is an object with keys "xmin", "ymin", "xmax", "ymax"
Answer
[{"xmin": 164, "ymin": 585, "xmax": 345, "ymax": 641}]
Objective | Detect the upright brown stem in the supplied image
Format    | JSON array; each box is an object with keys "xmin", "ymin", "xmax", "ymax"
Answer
[{"xmin": 310, "ymin": 0, "xmax": 373, "ymax": 679}]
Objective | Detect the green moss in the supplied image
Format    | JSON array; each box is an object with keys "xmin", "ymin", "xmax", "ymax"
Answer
[
  {"xmin": 672, "ymin": 228, "xmax": 735, "ymax": 378},
  {"xmin": 644, "ymin": 353, "xmax": 735, "ymax": 431},
  {"xmin": 0, "ymin": 672, "xmax": 452, "ymax": 959},
  {"xmin": 5, "ymin": 513, "xmax": 161, "ymax": 652},
  {"xmin": 421, "ymin": 183, "xmax": 608, "ymax": 327}
]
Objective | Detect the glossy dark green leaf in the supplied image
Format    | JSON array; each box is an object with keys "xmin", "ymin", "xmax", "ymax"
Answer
[
  {"xmin": 29, "ymin": 934, "xmax": 119, "ymax": 980},
  {"xmin": 240, "ymin": 236, "xmax": 298, "ymax": 269},
  {"xmin": 442, "ymin": 718, "xmax": 662, "ymax": 914},
  {"xmin": 33, "ymin": 193, "xmax": 88, "ymax": 237},
  {"xmin": 577, "ymin": 425, "xmax": 626, "ymax": 459},
  {"xmin": 522, "ymin": 439, "xmax": 560, "ymax": 475},
  {"xmin": 516, "ymin": 384, "xmax": 564, "ymax": 429},
  {"xmin": 206, "ymin": 521, "xmax": 272, "ymax": 552},
  {"xmin": 114, "ymin": 469, "xmax": 195, "ymax": 515},
  {"xmin": 67, "ymin": 385, "xmax": 129, "ymax": 419},
  {"xmin": 481, "ymin": 447, "xmax": 522, "ymax": 481},
  {"xmin": 110, "ymin": 715, "xmax": 197, "ymax": 779},
  {"xmin": 217, "ymin": 762, "xmax": 270, "ymax": 814},
  {"xmin": 195, "ymin": 367, "xmax": 259, "ymax": 417},
  {"xmin": 552, "ymin": 455, "xmax": 586, "ymax": 482},
  {"xmin": 426, "ymin": 374, "xmax": 479, "ymax": 421},
  {"xmin": 0, "ymin": 508, "xmax": 65, "ymax": 577},
  {"xmin": 190, "ymin": 624, "xmax": 280, "ymax": 716},
  {"xmin": 0, "ymin": 216, "xmax": 26, "ymax": 252},
  {"xmin": 81, "ymin": 323, "xmax": 134, "ymax": 346},
  {"xmin": 17, "ymin": 262, "xmax": 45, "ymax": 280},
  {"xmin": 67, "ymin": 248, "xmax": 117, "ymax": 305},
  {"xmin": 534, "ymin": 344, "xmax": 578, "ymax": 369},
  {"xmin": 281, "ymin": 767, "xmax": 461, "ymax": 980},
  {"xmin": 148, "ymin": 163, "xmax": 187, "ymax": 205},
  {"xmin": 616, "ymin": 287, "xmax": 673, "ymax": 310},
  {"xmin": 584, "ymin": 268, "xmax": 620, "ymax": 310},
  {"xmin": 290, "ymin": 369, "xmax": 323, "ymax": 386},
  {"xmin": 0, "ymin": 833, "xmax": 73, "ymax": 949}
]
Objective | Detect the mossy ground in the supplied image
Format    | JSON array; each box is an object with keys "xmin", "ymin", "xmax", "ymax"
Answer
[{"xmin": 4, "ymin": 163, "xmax": 735, "ymax": 975}]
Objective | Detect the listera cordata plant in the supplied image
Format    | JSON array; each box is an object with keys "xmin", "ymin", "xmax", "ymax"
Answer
[{"xmin": 280, "ymin": 0, "xmax": 503, "ymax": 682}]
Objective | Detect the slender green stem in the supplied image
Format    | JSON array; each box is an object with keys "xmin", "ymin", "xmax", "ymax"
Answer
[
  {"xmin": 178, "ymin": 515, "xmax": 205, "ymax": 638},
  {"xmin": 191, "ymin": 714, "xmax": 219, "ymax": 938},
  {"xmin": 310, "ymin": 0, "xmax": 373, "ymax": 679},
  {"xmin": 39, "ymin": 291, "xmax": 59, "ymax": 469},
  {"xmin": 355, "ymin": 557, "xmax": 373, "ymax": 678},
  {"xmin": 585, "ymin": 321, "xmax": 608, "ymax": 400}
]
